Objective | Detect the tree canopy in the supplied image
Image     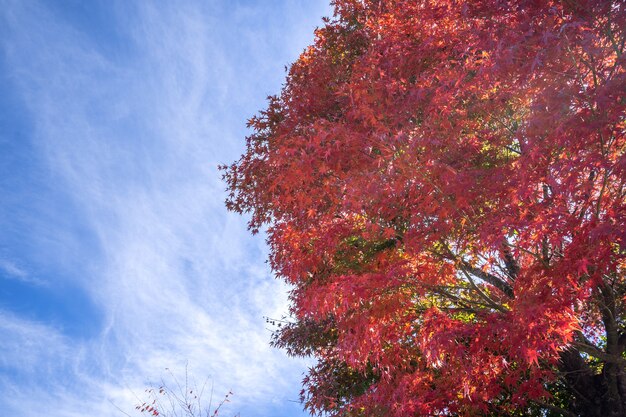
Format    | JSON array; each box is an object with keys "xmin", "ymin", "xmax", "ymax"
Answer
[{"xmin": 223, "ymin": 1, "xmax": 626, "ymax": 415}]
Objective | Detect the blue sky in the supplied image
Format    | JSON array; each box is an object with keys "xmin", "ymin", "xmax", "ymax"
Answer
[{"xmin": 0, "ymin": 1, "xmax": 331, "ymax": 416}]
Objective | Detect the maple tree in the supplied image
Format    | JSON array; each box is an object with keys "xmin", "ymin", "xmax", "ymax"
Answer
[{"xmin": 223, "ymin": 0, "xmax": 626, "ymax": 416}]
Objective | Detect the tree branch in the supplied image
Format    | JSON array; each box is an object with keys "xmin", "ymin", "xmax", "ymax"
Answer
[
  {"xmin": 459, "ymin": 261, "xmax": 515, "ymax": 299},
  {"xmin": 572, "ymin": 341, "xmax": 626, "ymax": 366},
  {"xmin": 532, "ymin": 400, "xmax": 578, "ymax": 417}
]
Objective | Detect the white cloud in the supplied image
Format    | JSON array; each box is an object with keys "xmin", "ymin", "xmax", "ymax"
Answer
[
  {"xmin": 0, "ymin": 311, "xmax": 69, "ymax": 373},
  {"xmin": 0, "ymin": 259, "xmax": 45, "ymax": 286},
  {"xmin": 0, "ymin": 259, "xmax": 27, "ymax": 279},
  {"xmin": 0, "ymin": 0, "xmax": 329, "ymax": 416}
]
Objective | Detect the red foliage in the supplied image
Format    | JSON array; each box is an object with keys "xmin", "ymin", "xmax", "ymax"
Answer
[{"xmin": 224, "ymin": 1, "xmax": 625, "ymax": 415}]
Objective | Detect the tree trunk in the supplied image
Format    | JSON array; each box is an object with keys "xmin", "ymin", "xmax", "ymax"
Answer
[{"xmin": 559, "ymin": 348, "xmax": 626, "ymax": 417}]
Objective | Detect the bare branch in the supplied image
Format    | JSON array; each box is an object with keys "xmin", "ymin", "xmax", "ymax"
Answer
[{"xmin": 459, "ymin": 261, "xmax": 515, "ymax": 299}]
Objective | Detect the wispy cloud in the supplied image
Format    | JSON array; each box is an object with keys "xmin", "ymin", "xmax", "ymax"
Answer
[
  {"xmin": 0, "ymin": 258, "xmax": 45, "ymax": 285},
  {"xmin": 0, "ymin": 0, "xmax": 330, "ymax": 416},
  {"xmin": 0, "ymin": 310, "xmax": 69, "ymax": 374}
]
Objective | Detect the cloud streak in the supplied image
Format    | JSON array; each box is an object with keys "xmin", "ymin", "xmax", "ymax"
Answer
[
  {"xmin": 0, "ymin": 1, "xmax": 331, "ymax": 415},
  {"xmin": 0, "ymin": 259, "xmax": 45, "ymax": 286}
]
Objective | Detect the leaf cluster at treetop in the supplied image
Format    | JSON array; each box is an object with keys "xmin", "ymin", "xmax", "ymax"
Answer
[{"xmin": 223, "ymin": 1, "xmax": 626, "ymax": 416}]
